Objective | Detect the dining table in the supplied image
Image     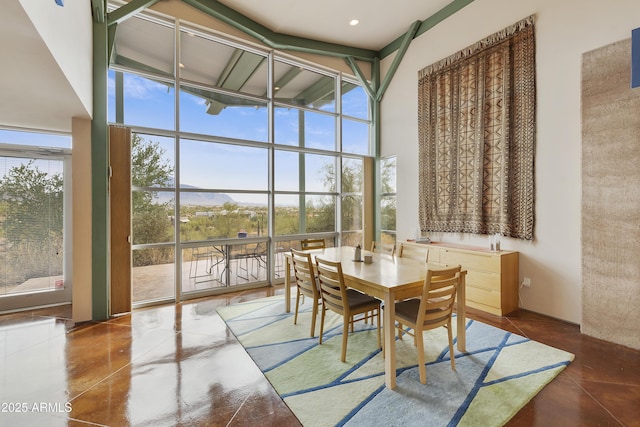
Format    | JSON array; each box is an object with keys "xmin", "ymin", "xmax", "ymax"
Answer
[{"xmin": 283, "ymin": 246, "xmax": 467, "ymax": 389}]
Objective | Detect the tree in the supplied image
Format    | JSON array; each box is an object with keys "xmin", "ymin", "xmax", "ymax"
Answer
[
  {"xmin": 306, "ymin": 160, "xmax": 362, "ymax": 235},
  {"xmin": 131, "ymin": 134, "xmax": 174, "ymax": 265},
  {"xmin": 0, "ymin": 160, "xmax": 63, "ymax": 283},
  {"xmin": 380, "ymin": 158, "xmax": 397, "ymax": 231}
]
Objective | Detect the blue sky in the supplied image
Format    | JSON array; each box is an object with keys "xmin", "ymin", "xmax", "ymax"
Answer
[{"xmin": 108, "ymin": 70, "xmax": 369, "ymax": 204}]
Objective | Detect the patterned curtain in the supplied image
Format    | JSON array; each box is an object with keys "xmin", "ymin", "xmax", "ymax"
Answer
[{"xmin": 418, "ymin": 16, "xmax": 536, "ymax": 240}]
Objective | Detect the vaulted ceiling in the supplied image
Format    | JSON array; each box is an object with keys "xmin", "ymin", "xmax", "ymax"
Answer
[
  {"xmin": 218, "ymin": 0, "xmax": 456, "ymax": 52},
  {"xmin": 1, "ymin": 0, "xmax": 473, "ymax": 132}
]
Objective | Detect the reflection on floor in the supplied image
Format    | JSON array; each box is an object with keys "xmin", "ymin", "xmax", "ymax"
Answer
[{"xmin": 0, "ymin": 285, "xmax": 638, "ymax": 426}]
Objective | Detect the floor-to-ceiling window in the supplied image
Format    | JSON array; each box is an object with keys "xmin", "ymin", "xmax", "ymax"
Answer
[
  {"xmin": 0, "ymin": 129, "xmax": 72, "ymax": 312},
  {"xmin": 108, "ymin": 10, "xmax": 371, "ymax": 305}
]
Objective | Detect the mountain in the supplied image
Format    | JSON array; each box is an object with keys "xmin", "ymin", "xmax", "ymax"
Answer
[
  {"xmin": 177, "ymin": 191, "xmax": 234, "ymax": 206},
  {"xmin": 152, "ymin": 180, "xmax": 235, "ymax": 206}
]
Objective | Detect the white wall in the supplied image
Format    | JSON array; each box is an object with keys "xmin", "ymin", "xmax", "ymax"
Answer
[
  {"xmin": 19, "ymin": 0, "xmax": 93, "ymax": 126},
  {"xmin": 381, "ymin": 0, "xmax": 640, "ymax": 324}
]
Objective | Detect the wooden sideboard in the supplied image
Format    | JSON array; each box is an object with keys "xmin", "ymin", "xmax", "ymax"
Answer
[{"xmin": 402, "ymin": 241, "xmax": 519, "ymax": 316}]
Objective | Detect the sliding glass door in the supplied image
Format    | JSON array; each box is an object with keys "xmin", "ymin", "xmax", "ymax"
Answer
[{"xmin": 0, "ymin": 131, "xmax": 72, "ymax": 312}]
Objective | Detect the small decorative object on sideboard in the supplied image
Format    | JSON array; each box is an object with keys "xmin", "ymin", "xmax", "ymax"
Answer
[{"xmin": 489, "ymin": 233, "xmax": 501, "ymax": 252}]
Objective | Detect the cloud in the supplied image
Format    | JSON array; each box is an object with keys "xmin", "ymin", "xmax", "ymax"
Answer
[{"xmin": 123, "ymin": 74, "xmax": 171, "ymax": 99}]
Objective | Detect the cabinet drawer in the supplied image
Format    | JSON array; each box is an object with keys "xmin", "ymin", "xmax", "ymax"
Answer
[
  {"xmin": 441, "ymin": 249, "xmax": 500, "ymax": 273},
  {"xmin": 466, "ymin": 270, "xmax": 501, "ymax": 291},
  {"xmin": 465, "ymin": 285, "xmax": 501, "ymax": 309}
]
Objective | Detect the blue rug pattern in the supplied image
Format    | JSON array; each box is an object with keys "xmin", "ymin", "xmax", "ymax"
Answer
[{"xmin": 217, "ymin": 295, "xmax": 573, "ymax": 427}]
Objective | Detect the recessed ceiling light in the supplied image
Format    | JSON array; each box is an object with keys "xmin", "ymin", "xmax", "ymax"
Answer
[{"xmin": 349, "ymin": 19, "xmax": 360, "ymax": 26}]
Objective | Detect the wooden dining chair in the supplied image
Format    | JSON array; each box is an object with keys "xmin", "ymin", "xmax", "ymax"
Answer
[
  {"xmin": 370, "ymin": 241, "xmax": 396, "ymax": 256},
  {"xmin": 398, "ymin": 242, "xmax": 429, "ymax": 263},
  {"xmin": 315, "ymin": 256, "xmax": 381, "ymax": 362},
  {"xmin": 291, "ymin": 248, "xmax": 321, "ymax": 337},
  {"xmin": 393, "ymin": 265, "xmax": 462, "ymax": 384},
  {"xmin": 301, "ymin": 238, "xmax": 326, "ymax": 250}
]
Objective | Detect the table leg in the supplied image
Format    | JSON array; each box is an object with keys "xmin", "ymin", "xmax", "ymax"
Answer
[
  {"xmin": 456, "ymin": 271, "xmax": 467, "ymax": 352},
  {"xmin": 284, "ymin": 256, "xmax": 291, "ymax": 313},
  {"xmin": 383, "ymin": 291, "xmax": 397, "ymax": 389},
  {"xmin": 224, "ymin": 245, "xmax": 231, "ymax": 286}
]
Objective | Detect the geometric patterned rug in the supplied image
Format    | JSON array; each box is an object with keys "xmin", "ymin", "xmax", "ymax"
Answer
[{"xmin": 217, "ymin": 295, "xmax": 574, "ymax": 427}]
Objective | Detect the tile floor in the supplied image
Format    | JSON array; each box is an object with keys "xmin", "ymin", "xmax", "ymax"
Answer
[{"xmin": 1, "ymin": 285, "xmax": 638, "ymax": 426}]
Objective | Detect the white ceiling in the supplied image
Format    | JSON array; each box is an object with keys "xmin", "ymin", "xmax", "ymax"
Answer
[
  {"xmin": 0, "ymin": 0, "xmax": 457, "ymax": 133},
  {"xmin": 218, "ymin": 0, "xmax": 455, "ymax": 51}
]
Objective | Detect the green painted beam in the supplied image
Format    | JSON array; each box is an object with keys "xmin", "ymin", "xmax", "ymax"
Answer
[
  {"xmin": 107, "ymin": 22, "xmax": 117, "ymax": 63},
  {"xmin": 181, "ymin": 0, "xmax": 377, "ymax": 61},
  {"xmin": 113, "ymin": 54, "xmax": 173, "ymax": 78},
  {"xmin": 378, "ymin": 0, "xmax": 475, "ymax": 59},
  {"xmin": 92, "ymin": 15, "xmax": 110, "ymax": 321},
  {"xmin": 377, "ymin": 20, "xmax": 421, "ymax": 101},
  {"xmin": 108, "ymin": 0, "xmax": 161, "ymax": 26},
  {"xmin": 217, "ymin": 50, "xmax": 266, "ymax": 91},
  {"xmin": 345, "ymin": 57, "xmax": 376, "ymax": 101},
  {"xmin": 295, "ymin": 77, "xmax": 335, "ymax": 107},
  {"xmin": 269, "ymin": 66, "xmax": 303, "ymax": 98},
  {"xmin": 91, "ymin": 0, "xmax": 105, "ymax": 24},
  {"xmin": 370, "ymin": 58, "xmax": 382, "ymax": 241}
]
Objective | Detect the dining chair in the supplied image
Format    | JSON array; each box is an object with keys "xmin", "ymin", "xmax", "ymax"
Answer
[
  {"xmin": 301, "ymin": 238, "xmax": 326, "ymax": 250},
  {"xmin": 370, "ymin": 241, "xmax": 396, "ymax": 256},
  {"xmin": 315, "ymin": 256, "xmax": 381, "ymax": 362},
  {"xmin": 398, "ymin": 242, "xmax": 429, "ymax": 263},
  {"xmin": 393, "ymin": 265, "xmax": 462, "ymax": 384},
  {"xmin": 291, "ymin": 248, "xmax": 321, "ymax": 337}
]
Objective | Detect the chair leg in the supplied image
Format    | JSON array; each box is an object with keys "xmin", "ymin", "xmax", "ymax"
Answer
[
  {"xmin": 397, "ymin": 322, "xmax": 404, "ymax": 340},
  {"xmin": 319, "ymin": 304, "xmax": 326, "ymax": 345},
  {"xmin": 415, "ymin": 329, "xmax": 427, "ymax": 384},
  {"xmin": 309, "ymin": 299, "xmax": 318, "ymax": 337},
  {"xmin": 376, "ymin": 308, "xmax": 381, "ymax": 349},
  {"xmin": 341, "ymin": 315, "xmax": 349, "ymax": 362},
  {"xmin": 294, "ymin": 289, "xmax": 301, "ymax": 325},
  {"xmin": 447, "ymin": 321, "xmax": 456, "ymax": 371}
]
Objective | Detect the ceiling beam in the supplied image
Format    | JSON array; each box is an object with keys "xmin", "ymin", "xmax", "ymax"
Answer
[
  {"xmin": 345, "ymin": 57, "xmax": 376, "ymax": 101},
  {"xmin": 91, "ymin": 0, "xmax": 105, "ymax": 23},
  {"xmin": 378, "ymin": 0, "xmax": 475, "ymax": 59},
  {"xmin": 376, "ymin": 20, "xmax": 421, "ymax": 101},
  {"xmin": 180, "ymin": 0, "xmax": 378, "ymax": 61},
  {"xmin": 108, "ymin": 0, "xmax": 161, "ymax": 26},
  {"xmin": 345, "ymin": 20, "xmax": 419, "ymax": 103}
]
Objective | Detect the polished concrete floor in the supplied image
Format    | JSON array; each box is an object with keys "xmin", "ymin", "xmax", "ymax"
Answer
[{"xmin": 1, "ymin": 285, "xmax": 638, "ymax": 427}]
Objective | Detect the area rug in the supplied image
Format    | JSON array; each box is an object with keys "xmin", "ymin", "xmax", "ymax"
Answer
[{"xmin": 217, "ymin": 295, "xmax": 574, "ymax": 427}]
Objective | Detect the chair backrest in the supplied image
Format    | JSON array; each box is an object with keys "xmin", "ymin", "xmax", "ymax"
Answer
[
  {"xmin": 398, "ymin": 243, "xmax": 429, "ymax": 263},
  {"xmin": 301, "ymin": 238, "xmax": 326, "ymax": 250},
  {"xmin": 291, "ymin": 248, "xmax": 319, "ymax": 299},
  {"xmin": 315, "ymin": 256, "xmax": 348, "ymax": 316},
  {"xmin": 418, "ymin": 265, "xmax": 462, "ymax": 329},
  {"xmin": 370, "ymin": 241, "xmax": 396, "ymax": 256}
]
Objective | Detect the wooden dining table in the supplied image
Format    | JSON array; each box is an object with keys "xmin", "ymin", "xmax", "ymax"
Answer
[{"xmin": 283, "ymin": 246, "xmax": 467, "ymax": 389}]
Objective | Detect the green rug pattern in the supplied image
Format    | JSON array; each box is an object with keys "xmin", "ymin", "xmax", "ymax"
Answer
[{"xmin": 217, "ymin": 295, "xmax": 574, "ymax": 426}]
